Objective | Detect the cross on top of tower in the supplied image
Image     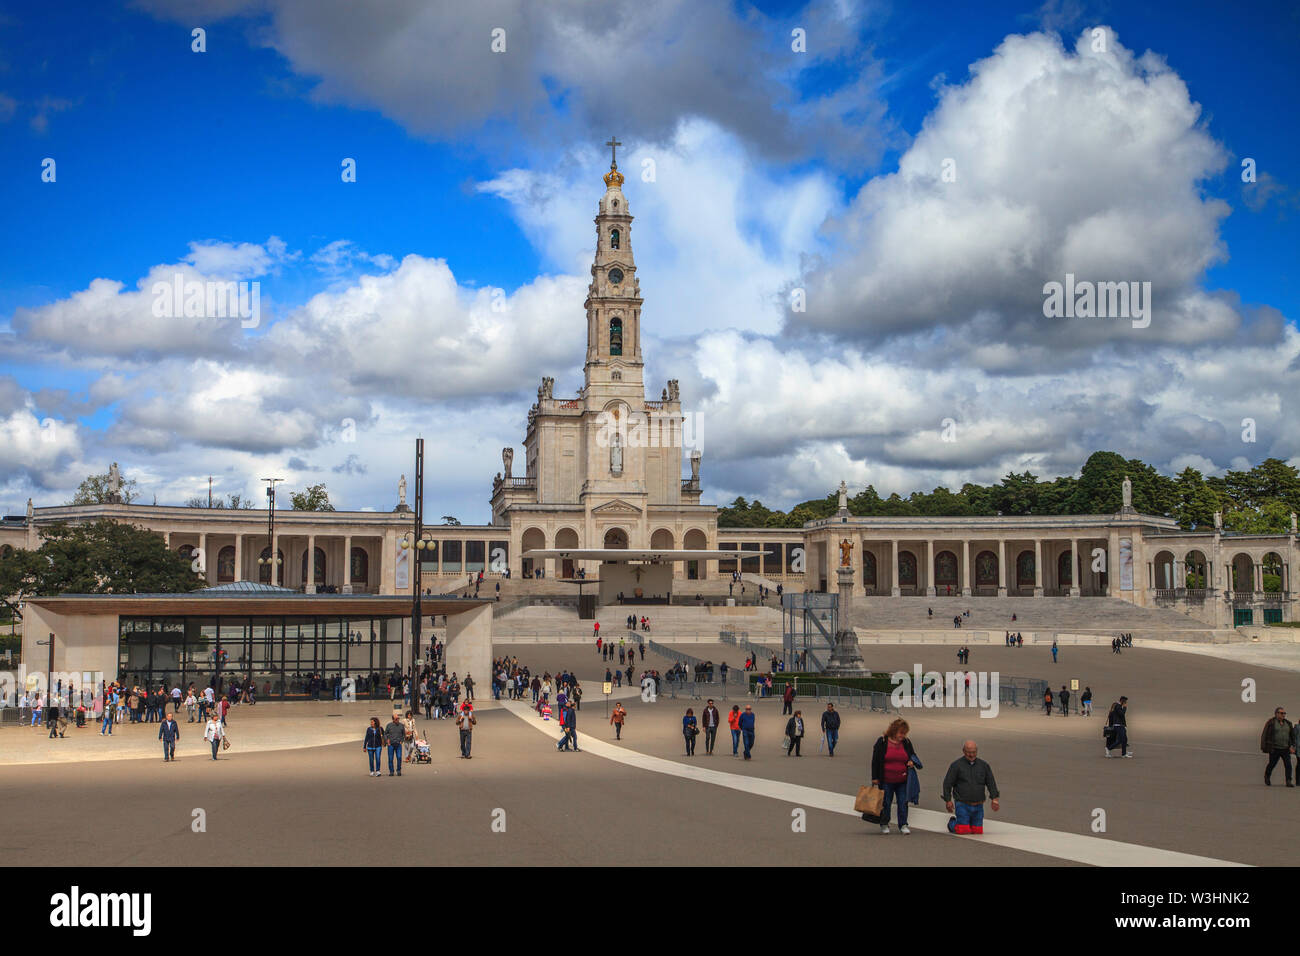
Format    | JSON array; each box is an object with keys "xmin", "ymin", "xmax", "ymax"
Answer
[{"xmin": 605, "ymin": 136, "xmax": 622, "ymax": 169}]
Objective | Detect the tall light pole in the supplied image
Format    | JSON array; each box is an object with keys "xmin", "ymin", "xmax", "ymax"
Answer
[
  {"xmin": 36, "ymin": 632, "xmax": 54, "ymax": 705},
  {"xmin": 258, "ymin": 477, "xmax": 284, "ymax": 586},
  {"xmin": 412, "ymin": 439, "xmax": 424, "ymax": 675}
]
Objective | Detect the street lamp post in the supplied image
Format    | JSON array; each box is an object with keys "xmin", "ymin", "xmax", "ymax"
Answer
[
  {"xmin": 257, "ymin": 477, "xmax": 284, "ymax": 586},
  {"xmin": 36, "ymin": 632, "xmax": 54, "ymax": 706},
  {"xmin": 412, "ymin": 439, "xmax": 424, "ymax": 680}
]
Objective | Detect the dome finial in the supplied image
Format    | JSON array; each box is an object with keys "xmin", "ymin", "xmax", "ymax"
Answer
[{"xmin": 603, "ymin": 135, "xmax": 624, "ymax": 187}]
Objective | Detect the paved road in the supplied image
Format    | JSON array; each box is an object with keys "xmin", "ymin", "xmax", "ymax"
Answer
[{"xmin": 2, "ymin": 641, "xmax": 1294, "ymax": 865}]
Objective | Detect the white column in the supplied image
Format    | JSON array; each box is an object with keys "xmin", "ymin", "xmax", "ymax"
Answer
[
  {"xmin": 924, "ymin": 539, "xmax": 935, "ymax": 596},
  {"xmin": 234, "ymin": 534, "xmax": 243, "ymax": 583},
  {"xmin": 307, "ymin": 534, "xmax": 317, "ymax": 593},
  {"xmin": 343, "ymin": 534, "xmax": 353, "ymax": 593},
  {"xmin": 1034, "ymin": 538, "xmax": 1043, "ymax": 597},
  {"xmin": 961, "ymin": 539, "xmax": 971, "ymax": 596},
  {"xmin": 890, "ymin": 539, "xmax": 900, "ymax": 597},
  {"xmin": 997, "ymin": 538, "xmax": 1007, "ymax": 597},
  {"xmin": 198, "ymin": 532, "xmax": 208, "ymax": 583},
  {"xmin": 1069, "ymin": 537, "xmax": 1080, "ymax": 597},
  {"xmin": 1107, "ymin": 531, "xmax": 1119, "ymax": 597},
  {"xmin": 854, "ymin": 533, "xmax": 866, "ymax": 596},
  {"xmin": 271, "ymin": 533, "xmax": 280, "ymax": 587}
]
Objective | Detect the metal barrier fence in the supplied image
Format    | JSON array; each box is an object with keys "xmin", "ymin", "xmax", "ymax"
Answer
[
  {"xmin": 757, "ymin": 674, "xmax": 1050, "ymax": 713},
  {"xmin": 648, "ymin": 639, "xmax": 746, "ymax": 685},
  {"xmin": 757, "ymin": 680, "xmax": 896, "ymax": 712}
]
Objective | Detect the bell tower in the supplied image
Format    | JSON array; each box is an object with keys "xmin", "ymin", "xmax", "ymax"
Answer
[{"xmin": 584, "ymin": 136, "xmax": 643, "ymax": 401}]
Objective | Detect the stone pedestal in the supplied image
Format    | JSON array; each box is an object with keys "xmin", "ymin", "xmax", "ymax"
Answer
[{"xmin": 825, "ymin": 565, "xmax": 870, "ymax": 676}]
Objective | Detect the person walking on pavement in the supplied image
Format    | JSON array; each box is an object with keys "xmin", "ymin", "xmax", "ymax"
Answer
[
  {"xmin": 1081, "ymin": 686, "xmax": 1093, "ymax": 717},
  {"xmin": 557, "ymin": 701, "xmax": 579, "ymax": 752},
  {"xmin": 1051, "ymin": 640, "xmax": 1059, "ymax": 664},
  {"xmin": 738, "ymin": 704, "xmax": 756, "ymax": 759},
  {"xmin": 1059, "ymin": 685, "xmax": 1070, "ymax": 716},
  {"xmin": 782, "ymin": 682, "xmax": 795, "ymax": 716},
  {"xmin": 942, "ymin": 740, "xmax": 1000, "ymax": 834},
  {"xmin": 1261, "ymin": 706, "xmax": 1295, "ymax": 786},
  {"xmin": 728, "ymin": 704, "xmax": 742, "ymax": 756},
  {"xmin": 701, "ymin": 699, "xmax": 721, "ymax": 755},
  {"xmin": 821, "ymin": 702, "xmax": 841, "ymax": 756},
  {"xmin": 1042, "ymin": 687, "xmax": 1053, "ymax": 716},
  {"xmin": 872, "ymin": 717, "xmax": 919, "ymax": 834},
  {"xmin": 203, "ymin": 712, "xmax": 225, "ymax": 760},
  {"xmin": 159, "ymin": 711, "xmax": 180, "ymax": 761},
  {"xmin": 610, "ymin": 701, "xmax": 626, "ymax": 739},
  {"xmin": 1104, "ymin": 696, "xmax": 1132, "ymax": 758},
  {"xmin": 682, "ymin": 707, "xmax": 699, "ymax": 756},
  {"xmin": 457, "ymin": 704, "xmax": 477, "ymax": 758},
  {"xmin": 784, "ymin": 709, "xmax": 805, "ymax": 756},
  {"xmin": 363, "ymin": 717, "xmax": 383, "ymax": 776},
  {"xmin": 384, "ymin": 714, "xmax": 406, "ymax": 775}
]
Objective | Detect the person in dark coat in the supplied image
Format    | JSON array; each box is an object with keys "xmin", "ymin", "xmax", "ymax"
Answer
[
  {"xmin": 158, "ymin": 711, "xmax": 180, "ymax": 761},
  {"xmin": 363, "ymin": 717, "xmax": 384, "ymax": 776},
  {"xmin": 820, "ymin": 703, "xmax": 841, "ymax": 756},
  {"xmin": 784, "ymin": 710, "xmax": 806, "ymax": 756}
]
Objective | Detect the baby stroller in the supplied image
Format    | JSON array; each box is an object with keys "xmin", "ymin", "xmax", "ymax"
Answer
[{"xmin": 414, "ymin": 735, "xmax": 432, "ymax": 764}]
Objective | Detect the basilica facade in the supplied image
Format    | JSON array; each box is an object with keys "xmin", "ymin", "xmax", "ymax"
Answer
[{"xmin": 488, "ymin": 148, "xmax": 715, "ymax": 579}]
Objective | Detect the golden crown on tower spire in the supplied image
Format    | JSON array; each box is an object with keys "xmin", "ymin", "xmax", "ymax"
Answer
[{"xmin": 603, "ymin": 135, "xmax": 624, "ymax": 187}]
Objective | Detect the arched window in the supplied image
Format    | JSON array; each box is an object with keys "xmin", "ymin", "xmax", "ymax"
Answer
[
  {"xmin": 610, "ymin": 316, "xmax": 623, "ymax": 356},
  {"xmin": 610, "ymin": 228, "xmax": 620, "ymax": 249},
  {"xmin": 350, "ymin": 546, "xmax": 369, "ymax": 585},
  {"xmin": 217, "ymin": 546, "xmax": 236, "ymax": 583}
]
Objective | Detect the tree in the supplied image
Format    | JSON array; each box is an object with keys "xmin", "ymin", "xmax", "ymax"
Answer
[
  {"xmin": 290, "ymin": 483, "xmax": 335, "ymax": 511},
  {"xmin": 1174, "ymin": 467, "xmax": 1219, "ymax": 530},
  {"xmin": 0, "ymin": 520, "xmax": 203, "ymax": 615},
  {"xmin": 71, "ymin": 470, "xmax": 139, "ymax": 505},
  {"xmin": 186, "ymin": 493, "xmax": 256, "ymax": 509}
]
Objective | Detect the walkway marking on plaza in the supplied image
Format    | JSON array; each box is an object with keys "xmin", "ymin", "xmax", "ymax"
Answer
[{"xmin": 501, "ymin": 700, "xmax": 1245, "ymax": 867}]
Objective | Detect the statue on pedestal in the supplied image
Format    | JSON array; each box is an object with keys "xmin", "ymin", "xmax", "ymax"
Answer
[
  {"xmin": 395, "ymin": 474, "xmax": 411, "ymax": 512},
  {"xmin": 839, "ymin": 537, "xmax": 853, "ymax": 567},
  {"xmin": 502, "ymin": 447, "xmax": 514, "ymax": 479},
  {"xmin": 1121, "ymin": 475, "xmax": 1132, "ymax": 509},
  {"xmin": 837, "ymin": 480, "xmax": 849, "ymax": 512},
  {"xmin": 690, "ymin": 448, "xmax": 701, "ymax": 481},
  {"xmin": 1214, "ymin": 511, "xmax": 1223, "ymax": 531},
  {"xmin": 106, "ymin": 462, "xmax": 123, "ymax": 503}
]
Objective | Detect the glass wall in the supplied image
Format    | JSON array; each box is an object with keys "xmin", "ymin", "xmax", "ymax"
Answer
[
  {"xmin": 718, "ymin": 543, "xmax": 737, "ymax": 574},
  {"xmin": 442, "ymin": 540, "xmax": 462, "ymax": 573},
  {"xmin": 466, "ymin": 541, "xmax": 486, "ymax": 573},
  {"xmin": 116, "ymin": 614, "xmax": 408, "ymax": 700}
]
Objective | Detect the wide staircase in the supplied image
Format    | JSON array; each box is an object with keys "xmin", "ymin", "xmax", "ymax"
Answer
[
  {"xmin": 846, "ymin": 595, "xmax": 1213, "ymax": 632},
  {"xmin": 493, "ymin": 603, "xmax": 785, "ymax": 644}
]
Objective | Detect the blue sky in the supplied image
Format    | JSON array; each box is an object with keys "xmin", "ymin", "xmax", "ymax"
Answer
[{"xmin": 1, "ymin": 0, "xmax": 1297, "ymax": 519}]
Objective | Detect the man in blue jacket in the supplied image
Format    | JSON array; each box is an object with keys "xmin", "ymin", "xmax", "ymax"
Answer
[
  {"xmin": 820, "ymin": 703, "xmax": 841, "ymax": 757},
  {"xmin": 557, "ymin": 703, "xmax": 579, "ymax": 752},
  {"xmin": 738, "ymin": 704, "xmax": 756, "ymax": 760},
  {"xmin": 158, "ymin": 711, "xmax": 180, "ymax": 762}
]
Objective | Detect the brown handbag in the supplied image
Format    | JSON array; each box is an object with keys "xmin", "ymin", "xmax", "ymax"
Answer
[{"xmin": 854, "ymin": 784, "xmax": 884, "ymax": 816}]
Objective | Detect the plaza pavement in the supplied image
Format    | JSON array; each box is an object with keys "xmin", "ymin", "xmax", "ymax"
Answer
[{"xmin": 1, "ymin": 640, "xmax": 1297, "ymax": 865}]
